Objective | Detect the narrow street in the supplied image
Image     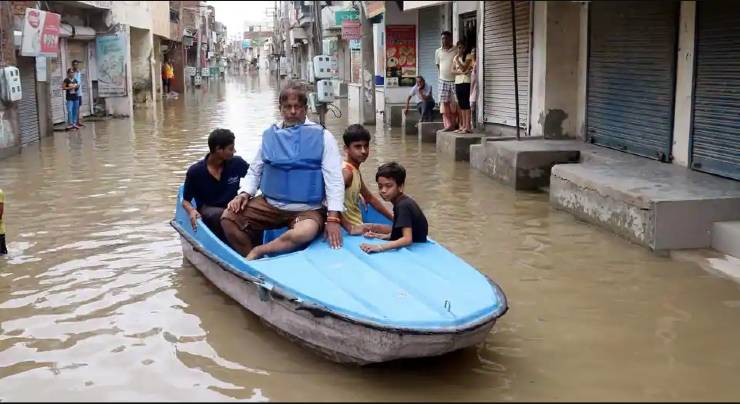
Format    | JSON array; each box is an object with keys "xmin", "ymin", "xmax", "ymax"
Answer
[{"xmin": 1, "ymin": 73, "xmax": 740, "ymax": 401}]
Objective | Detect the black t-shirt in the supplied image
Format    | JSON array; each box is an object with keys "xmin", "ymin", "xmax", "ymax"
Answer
[
  {"xmin": 183, "ymin": 155, "xmax": 250, "ymax": 209},
  {"xmin": 63, "ymin": 78, "xmax": 78, "ymax": 101},
  {"xmin": 390, "ymin": 194, "xmax": 428, "ymax": 243}
]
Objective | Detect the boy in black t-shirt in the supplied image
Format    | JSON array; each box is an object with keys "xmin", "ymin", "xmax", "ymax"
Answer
[{"xmin": 360, "ymin": 162, "xmax": 428, "ymax": 254}]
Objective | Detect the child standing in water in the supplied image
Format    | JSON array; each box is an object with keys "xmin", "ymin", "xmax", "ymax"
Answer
[{"xmin": 340, "ymin": 124, "xmax": 393, "ymax": 234}]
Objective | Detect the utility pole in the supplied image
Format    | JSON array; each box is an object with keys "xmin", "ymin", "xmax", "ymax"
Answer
[
  {"xmin": 359, "ymin": 1, "xmax": 375, "ymax": 125},
  {"xmin": 194, "ymin": 3, "xmax": 202, "ymax": 87},
  {"xmin": 313, "ymin": 0, "xmax": 326, "ymax": 125}
]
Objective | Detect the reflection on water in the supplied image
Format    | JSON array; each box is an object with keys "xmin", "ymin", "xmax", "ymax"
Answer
[{"xmin": 1, "ymin": 72, "xmax": 740, "ymax": 401}]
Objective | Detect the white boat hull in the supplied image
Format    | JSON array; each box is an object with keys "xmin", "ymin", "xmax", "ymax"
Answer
[{"xmin": 179, "ymin": 236, "xmax": 497, "ymax": 365}]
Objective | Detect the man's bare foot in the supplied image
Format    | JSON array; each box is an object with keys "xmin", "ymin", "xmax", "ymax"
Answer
[{"xmin": 246, "ymin": 246, "xmax": 264, "ymax": 261}]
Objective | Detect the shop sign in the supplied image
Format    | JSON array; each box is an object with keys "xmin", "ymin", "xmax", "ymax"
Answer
[
  {"xmin": 385, "ymin": 25, "xmax": 416, "ymax": 87},
  {"xmin": 342, "ymin": 20, "xmax": 361, "ymax": 40},
  {"xmin": 21, "ymin": 8, "xmax": 61, "ymax": 57}
]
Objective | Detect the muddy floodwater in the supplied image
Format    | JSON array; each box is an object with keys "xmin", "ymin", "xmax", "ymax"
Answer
[{"xmin": 1, "ymin": 73, "xmax": 740, "ymax": 401}]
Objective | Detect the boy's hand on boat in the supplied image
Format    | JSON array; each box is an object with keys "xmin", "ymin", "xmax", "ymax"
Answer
[
  {"xmin": 363, "ymin": 231, "xmax": 382, "ymax": 239},
  {"xmin": 189, "ymin": 211, "xmax": 201, "ymax": 231},
  {"xmin": 360, "ymin": 243, "xmax": 382, "ymax": 254}
]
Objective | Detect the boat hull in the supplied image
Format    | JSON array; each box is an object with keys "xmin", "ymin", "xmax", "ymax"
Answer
[{"xmin": 178, "ymin": 234, "xmax": 497, "ymax": 365}]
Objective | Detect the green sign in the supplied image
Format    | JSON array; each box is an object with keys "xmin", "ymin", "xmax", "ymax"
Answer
[{"xmin": 335, "ymin": 10, "xmax": 359, "ymax": 26}]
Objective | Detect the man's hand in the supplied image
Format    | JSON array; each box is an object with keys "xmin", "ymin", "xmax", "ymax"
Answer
[
  {"xmin": 324, "ymin": 221, "xmax": 342, "ymax": 249},
  {"xmin": 403, "ymin": 108, "xmax": 409, "ymax": 116},
  {"xmin": 360, "ymin": 243, "xmax": 383, "ymax": 254},
  {"xmin": 189, "ymin": 211, "xmax": 201, "ymax": 231},
  {"xmin": 227, "ymin": 193, "xmax": 250, "ymax": 213}
]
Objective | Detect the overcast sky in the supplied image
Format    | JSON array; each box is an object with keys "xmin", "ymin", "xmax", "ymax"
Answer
[{"xmin": 209, "ymin": 1, "xmax": 275, "ymax": 37}]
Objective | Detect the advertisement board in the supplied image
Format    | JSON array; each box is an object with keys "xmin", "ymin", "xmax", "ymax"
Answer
[{"xmin": 385, "ymin": 25, "xmax": 416, "ymax": 87}]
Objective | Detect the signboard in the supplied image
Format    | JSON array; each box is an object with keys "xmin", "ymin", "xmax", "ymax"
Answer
[
  {"xmin": 349, "ymin": 39, "xmax": 361, "ymax": 50},
  {"xmin": 342, "ymin": 20, "xmax": 362, "ymax": 40},
  {"xmin": 185, "ymin": 66, "xmax": 196, "ymax": 77},
  {"xmin": 21, "ymin": 8, "xmax": 61, "ymax": 57},
  {"xmin": 35, "ymin": 56, "xmax": 47, "ymax": 82},
  {"xmin": 95, "ymin": 32, "xmax": 128, "ymax": 97},
  {"xmin": 385, "ymin": 25, "xmax": 416, "ymax": 87},
  {"xmin": 351, "ymin": 49, "xmax": 361, "ymax": 84},
  {"xmin": 242, "ymin": 39, "xmax": 251, "ymax": 49},
  {"xmin": 365, "ymin": 1, "xmax": 385, "ymax": 18},
  {"xmin": 335, "ymin": 9, "xmax": 359, "ymax": 26},
  {"xmin": 201, "ymin": 67, "xmax": 210, "ymax": 77}
]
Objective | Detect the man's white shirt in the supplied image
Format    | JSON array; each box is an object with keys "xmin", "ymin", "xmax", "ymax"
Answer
[{"xmin": 238, "ymin": 119, "xmax": 345, "ymax": 212}]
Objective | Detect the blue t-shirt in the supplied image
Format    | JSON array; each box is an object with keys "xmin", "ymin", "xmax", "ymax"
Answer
[{"xmin": 183, "ymin": 155, "xmax": 250, "ymax": 208}]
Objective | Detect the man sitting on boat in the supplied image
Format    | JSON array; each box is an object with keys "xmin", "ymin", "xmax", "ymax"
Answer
[
  {"xmin": 221, "ymin": 81, "xmax": 345, "ymax": 260},
  {"xmin": 182, "ymin": 128, "xmax": 250, "ymax": 243}
]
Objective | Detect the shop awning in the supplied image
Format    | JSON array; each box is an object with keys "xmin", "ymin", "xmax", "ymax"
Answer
[
  {"xmin": 60, "ymin": 24, "xmax": 96, "ymax": 40},
  {"xmin": 403, "ymin": 1, "xmax": 450, "ymax": 11}
]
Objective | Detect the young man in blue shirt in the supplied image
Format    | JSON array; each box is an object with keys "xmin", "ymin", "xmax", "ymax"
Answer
[{"xmin": 183, "ymin": 128, "xmax": 249, "ymax": 243}]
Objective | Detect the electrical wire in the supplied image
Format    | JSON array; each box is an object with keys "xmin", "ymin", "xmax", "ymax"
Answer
[{"xmin": 327, "ymin": 102, "xmax": 342, "ymax": 119}]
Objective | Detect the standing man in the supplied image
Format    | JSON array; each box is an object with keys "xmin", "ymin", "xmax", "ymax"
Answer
[
  {"xmin": 435, "ymin": 31, "xmax": 457, "ymax": 131},
  {"xmin": 221, "ymin": 81, "xmax": 344, "ymax": 261},
  {"xmin": 182, "ymin": 128, "xmax": 250, "ymax": 243},
  {"xmin": 71, "ymin": 60, "xmax": 85, "ymax": 127}
]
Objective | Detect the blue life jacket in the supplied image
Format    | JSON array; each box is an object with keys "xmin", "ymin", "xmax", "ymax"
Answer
[{"xmin": 260, "ymin": 123, "xmax": 325, "ymax": 204}]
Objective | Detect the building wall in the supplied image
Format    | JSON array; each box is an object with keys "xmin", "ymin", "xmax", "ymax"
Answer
[
  {"xmin": 452, "ymin": 1, "xmax": 477, "ymax": 43},
  {"xmin": 150, "ymin": 1, "xmax": 170, "ymax": 39},
  {"xmin": 528, "ymin": 2, "xmax": 584, "ymax": 139},
  {"xmin": 0, "ymin": 1, "xmax": 20, "ymax": 158},
  {"xmin": 130, "ymin": 26, "xmax": 154, "ymax": 105},
  {"xmin": 107, "ymin": 0, "xmax": 153, "ymax": 30},
  {"xmin": 671, "ymin": 1, "xmax": 696, "ymax": 168}
]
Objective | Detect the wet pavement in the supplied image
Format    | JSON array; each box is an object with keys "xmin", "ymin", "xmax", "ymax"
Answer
[{"xmin": 1, "ymin": 72, "xmax": 740, "ymax": 401}]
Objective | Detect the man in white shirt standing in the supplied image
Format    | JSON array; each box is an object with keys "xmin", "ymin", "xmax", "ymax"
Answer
[
  {"xmin": 221, "ymin": 81, "xmax": 345, "ymax": 260},
  {"xmin": 435, "ymin": 31, "xmax": 457, "ymax": 131}
]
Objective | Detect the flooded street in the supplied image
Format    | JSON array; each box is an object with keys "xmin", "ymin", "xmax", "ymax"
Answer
[{"xmin": 2, "ymin": 73, "xmax": 740, "ymax": 401}]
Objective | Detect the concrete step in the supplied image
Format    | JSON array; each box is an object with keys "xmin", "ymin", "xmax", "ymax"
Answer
[
  {"xmin": 713, "ymin": 221, "xmax": 740, "ymax": 259},
  {"xmin": 550, "ymin": 157, "xmax": 740, "ymax": 251},
  {"xmin": 436, "ymin": 130, "xmax": 485, "ymax": 161}
]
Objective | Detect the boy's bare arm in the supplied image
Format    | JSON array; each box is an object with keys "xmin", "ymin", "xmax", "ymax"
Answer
[
  {"xmin": 359, "ymin": 180, "xmax": 393, "ymax": 220},
  {"xmin": 342, "ymin": 166, "xmax": 353, "ymax": 188},
  {"xmin": 361, "ymin": 227, "xmax": 412, "ymax": 253}
]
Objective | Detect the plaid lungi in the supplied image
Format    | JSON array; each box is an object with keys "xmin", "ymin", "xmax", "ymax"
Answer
[{"xmin": 438, "ymin": 80, "xmax": 456, "ymax": 103}]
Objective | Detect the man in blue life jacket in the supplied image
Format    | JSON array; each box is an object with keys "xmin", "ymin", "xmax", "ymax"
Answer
[{"xmin": 221, "ymin": 81, "xmax": 345, "ymax": 260}]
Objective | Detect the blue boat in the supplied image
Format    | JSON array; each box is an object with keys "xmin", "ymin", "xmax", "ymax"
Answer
[{"xmin": 171, "ymin": 186, "xmax": 508, "ymax": 364}]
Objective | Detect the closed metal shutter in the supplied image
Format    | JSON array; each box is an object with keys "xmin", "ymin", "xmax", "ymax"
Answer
[
  {"xmin": 587, "ymin": 1, "xmax": 678, "ymax": 161},
  {"xmin": 483, "ymin": 0, "xmax": 530, "ymax": 128},
  {"xmin": 691, "ymin": 1, "xmax": 740, "ymax": 180},
  {"xmin": 17, "ymin": 57, "xmax": 40, "ymax": 146},
  {"xmin": 418, "ymin": 6, "xmax": 440, "ymax": 95}
]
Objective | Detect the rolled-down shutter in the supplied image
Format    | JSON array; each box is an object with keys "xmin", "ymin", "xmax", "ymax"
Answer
[
  {"xmin": 587, "ymin": 1, "xmax": 678, "ymax": 161},
  {"xmin": 17, "ymin": 57, "xmax": 40, "ymax": 146},
  {"xmin": 691, "ymin": 1, "xmax": 740, "ymax": 181},
  {"xmin": 418, "ymin": 6, "xmax": 440, "ymax": 96},
  {"xmin": 483, "ymin": 0, "xmax": 530, "ymax": 129}
]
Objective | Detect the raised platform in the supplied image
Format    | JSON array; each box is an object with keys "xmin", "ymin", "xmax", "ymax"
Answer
[
  {"xmin": 418, "ymin": 122, "xmax": 444, "ymax": 143},
  {"xmin": 550, "ymin": 149, "xmax": 740, "ymax": 251},
  {"xmin": 470, "ymin": 138, "xmax": 582, "ymax": 190},
  {"xmin": 436, "ymin": 130, "xmax": 485, "ymax": 161},
  {"xmin": 402, "ymin": 110, "xmax": 420, "ymax": 135},
  {"xmin": 713, "ymin": 221, "xmax": 740, "ymax": 259}
]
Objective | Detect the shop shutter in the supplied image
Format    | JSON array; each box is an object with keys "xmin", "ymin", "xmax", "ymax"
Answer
[
  {"xmin": 482, "ymin": 0, "xmax": 530, "ymax": 129},
  {"xmin": 587, "ymin": 1, "xmax": 679, "ymax": 161},
  {"xmin": 17, "ymin": 57, "xmax": 40, "ymax": 146},
  {"xmin": 418, "ymin": 6, "xmax": 440, "ymax": 96},
  {"xmin": 691, "ymin": 1, "xmax": 740, "ymax": 180}
]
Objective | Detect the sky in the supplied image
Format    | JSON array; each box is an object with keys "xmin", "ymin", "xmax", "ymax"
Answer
[{"xmin": 209, "ymin": 1, "xmax": 275, "ymax": 38}]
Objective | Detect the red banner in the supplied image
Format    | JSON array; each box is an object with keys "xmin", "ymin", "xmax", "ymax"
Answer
[
  {"xmin": 21, "ymin": 8, "xmax": 61, "ymax": 57},
  {"xmin": 385, "ymin": 25, "xmax": 416, "ymax": 87},
  {"xmin": 342, "ymin": 20, "xmax": 362, "ymax": 40}
]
